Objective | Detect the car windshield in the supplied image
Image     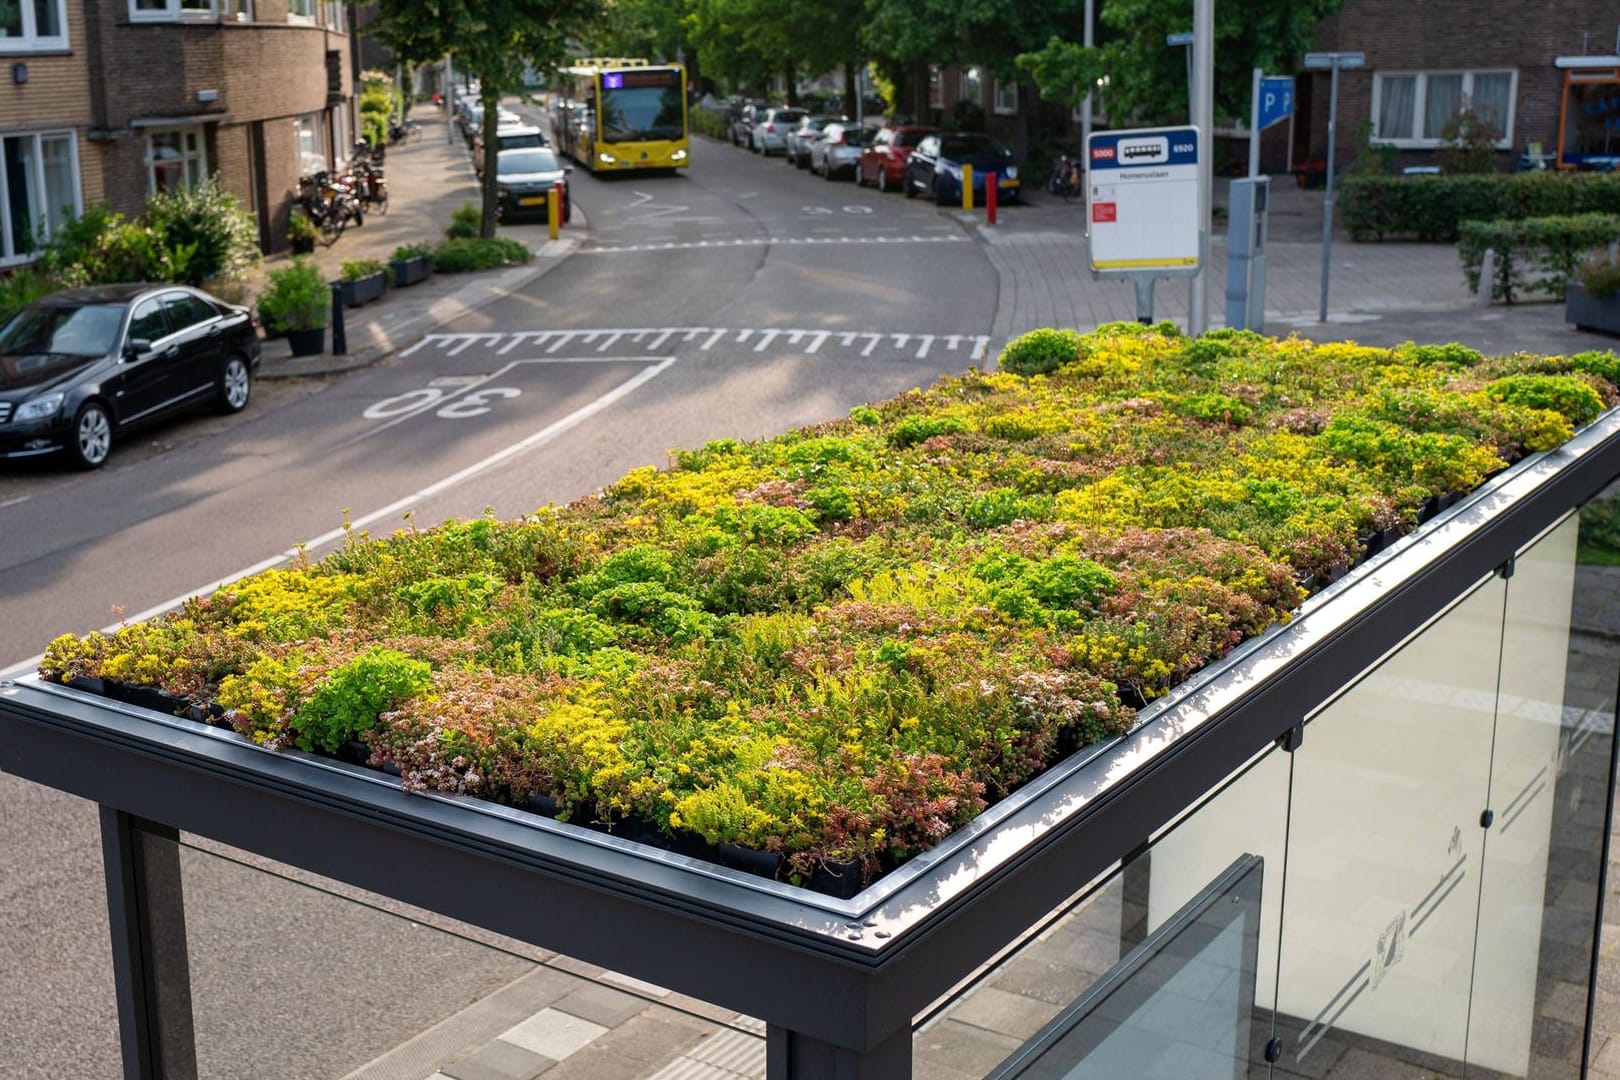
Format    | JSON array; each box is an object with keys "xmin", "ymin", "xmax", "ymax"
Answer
[
  {"xmin": 895, "ymin": 130, "xmax": 933, "ymax": 148},
  {"xmin": 844, "ymin": 128, "xmax": 874, "ymax": 146},
  {"xmin": 0, "ymin": 303, "xmax": 126, "ymax": 358},
  {"xmin": 941, "ymin": 135, "xmax": 1009, "ymax": 159},
  {"xmin": 498, "ymin": 149, "xmax": 561, "ymax": 175},
  {"xmin": 774, "ymin": 110, "xmax": 806, "ymax": 125},
  {"xmin": 497, "ymin": 132, "xmax": 545, "ymax": 149}
]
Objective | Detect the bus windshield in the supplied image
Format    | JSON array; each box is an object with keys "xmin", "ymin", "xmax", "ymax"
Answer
[{"xmin": 599, "ymin": 69, "xmax": 684, "ymax": 143}]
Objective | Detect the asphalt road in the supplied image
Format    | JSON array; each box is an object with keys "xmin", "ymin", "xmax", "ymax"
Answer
[{"xmin": 0, "ymin": 123, "xmax": 999, "ymax": 1078}]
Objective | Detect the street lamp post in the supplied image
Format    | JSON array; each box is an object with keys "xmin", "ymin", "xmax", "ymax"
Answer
[{"xmin": 1302, "ymin": 51, "xmax": 1365, "ymax": 324}]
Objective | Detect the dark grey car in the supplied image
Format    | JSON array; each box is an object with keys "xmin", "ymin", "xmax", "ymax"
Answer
[{"xmin": 0, "ymin": 283, "xmax": 260, "ymax": 469}]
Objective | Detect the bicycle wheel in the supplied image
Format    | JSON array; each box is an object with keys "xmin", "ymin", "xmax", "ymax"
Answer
[{"xmin": 408, "ymin": 124, "xmax": 422, "ymax": 144}]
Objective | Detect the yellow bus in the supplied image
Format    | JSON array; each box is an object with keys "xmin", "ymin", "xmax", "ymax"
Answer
[{"xmin": 552, "ymin": 58, "xmax": 689, "ymax": 174}]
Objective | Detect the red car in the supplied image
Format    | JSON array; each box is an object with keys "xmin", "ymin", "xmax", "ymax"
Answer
[{"xmin": 855, "ymin": 125, "xmax": 938, "ymax": 192}]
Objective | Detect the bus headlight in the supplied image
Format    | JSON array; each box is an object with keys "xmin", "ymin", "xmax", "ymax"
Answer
[
  {"xmin": 599, "ymin": 152, "xmax": 617, "ymax": 164},
  {"xmin": 671, "ymin": 149, "xmax": 688, "ymax": 161}
]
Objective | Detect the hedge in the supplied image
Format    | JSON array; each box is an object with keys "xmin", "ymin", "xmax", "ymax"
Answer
[
  {"xmin": 38, "ymin": 326, "xmax": 1620, "ymax": 894},
  {"xmin": 1458, "ymin": 213, "xmax": 1620, "ymax": 303},
  {"xmin": 1341, "ymin": 172, "xmax": 1620, "ymax": 243}
]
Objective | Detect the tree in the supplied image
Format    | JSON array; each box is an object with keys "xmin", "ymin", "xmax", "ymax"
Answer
[
  {"xmin": 362, "ymin": 0, "xmax": 602, "ymax": 236},
  {"xmin": 1017, "ymin": 0, "xmax": 1345, "ymax": 128}
]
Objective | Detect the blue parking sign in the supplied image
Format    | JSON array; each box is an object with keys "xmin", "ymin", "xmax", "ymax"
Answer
[{"xmin": 1258, "ymin": 76, "xmax": 1294, "ymax": 130}]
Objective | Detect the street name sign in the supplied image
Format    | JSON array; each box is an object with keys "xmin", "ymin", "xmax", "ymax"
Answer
[
  {"xmin": 1303, "ymin": 51, "xmax": 1365, "ymax": 69},
  {"xmin": 1085, "ymin": 125, "xmax": 1200, "ymax": 273}
]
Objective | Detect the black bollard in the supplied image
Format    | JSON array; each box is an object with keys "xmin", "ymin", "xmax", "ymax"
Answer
[{"xmin": 329, "ymin": 282, "xmax": 347, "ymax": 355}]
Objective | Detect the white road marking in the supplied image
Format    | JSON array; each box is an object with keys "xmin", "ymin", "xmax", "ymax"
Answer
[
  {"xmin": 546, "ymin": 332, "xmax": 577, "ymax": 353},
  {"xmin": 578, "ymin": 235, "xmax": 971, "ymax": 255},
  {"xmin": 0, "ymin": 495, "xmax": 31, "ymax": 509},
  {"xmin": 702, "ymin": 329, "xmax": 726, "ymax": 350},
  {"xmin": 752, "ymin": 329, "xmax": 780, "ymax": 352},
  {"xmin": 915, "ymin": 335, "xmax": 935, "ymax": 359},
  {"xmin": 409, "ymin": 328, "xmax": 996, "ymax": 363},
  {"xmin": 0, "ymin": 357, "xmax": 679, "ymax": 682}
]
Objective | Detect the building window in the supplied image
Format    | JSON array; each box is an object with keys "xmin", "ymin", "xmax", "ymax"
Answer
[
  {"xmin": 0, "ymin": 0, "xmax": 67, "ymax": 51},
  {"xmin": 994, "ymin": 77, "xmax": 1017, "ymax": 115},
  {"xmin": 0, "ymin": 131, "xmax": 80, "ymax": 262},
  {"xmin": 1372, "ymin": 70, "xmax": 1517, "ymax": 148},
  {"xmin": 286, "ymin": 0, "xmax": 313, "ymax": 22},
  {"xmin": 928, "ymin": 65, "xmax": 942, "ymax": 109},
  {"xmin": 130, "ymin": 0, "xmax": 246, "ymax": 19},
  {"xmin": 959, "ymin": 65, "xmax": 982, "ymax": 104},
  {"xmin": 146, "ymin": 128, "xmax": 207, "ymax": 194},
  {"xmin": 294, "ymin": 113, "xmax": 323, "ymax": 176}
]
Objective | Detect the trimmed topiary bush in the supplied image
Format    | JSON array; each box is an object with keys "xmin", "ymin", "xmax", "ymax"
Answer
[{"xmin": 999, "ymin": 328, "xmax": 1083, "ymax": 376}]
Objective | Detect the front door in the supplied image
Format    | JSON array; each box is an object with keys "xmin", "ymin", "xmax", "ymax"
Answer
[
  {"xmin": 160, "ymin": 291, "xmax": 225, "ymax": 401},
  {"xmin": 109, "ymin": 295, "xmax": 175, "ymax": 424}
]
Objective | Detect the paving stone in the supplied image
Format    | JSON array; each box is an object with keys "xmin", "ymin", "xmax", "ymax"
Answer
[
  {"xmin": 499, "ymin": 1009, "xmax": 608, "ymax": 1061},
  {"xmin": 684, "ymin": 1027, "xmax": 765, "ymax": 1074},
  {"xmin": 528, "ymin": 1009, "xmax": 715, "ymax": 1080},
  {"xmin": 944, "ymin": 985, "xmax": 1063, "ymax": 1041},
  {"xmin": 550, "ymin": 982, "xmax": 652, "ymax": 1029},
  {"xmin": 913, "ymin": 1017, "xmax": 1023, "ymax": 1078},
  {"xmin": 442, "ymin": 1039, "xmax": 555, "ymax": 1080}
]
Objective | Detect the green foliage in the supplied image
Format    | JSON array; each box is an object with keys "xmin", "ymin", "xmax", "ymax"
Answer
[
  {"xmin": 1341, "ymin": 172, "xmax": 1620, "ymax": 243},
  {"xmin": 1395, "ymin": 341, "xmax": 1482, "ymax": 367},
  {"xmin": 340, "ymin": 258, "xmax": 387, "ymax": 281},
  {"xmin": 1435, "ymin": 106, "xmax": 1499, "ymax": 175},
  {"xmin": 431, "ymin": 237, "xmax": 532, "ymax": 273},
  {"xmin": 999, "ymin": 328, "xmax": 1082, "ymax": 376},
  {"xmin": 142, "ymin": 178, "xmax": 261, "ymax": 285},
  {"xmin": 290, "ymin": 648, "xmax": 433, "ymax": 753},
  {"xmin": 391, "ymin": 242, "xmax": 436, "ymax": 262},
  {"xmin": 1578, "ymin": 497, "xmax": 1620, "ymax": 566},
  {"xmin": 1458, "ymin": 214, "xmax": 1620, "ymax": 303},
  {"xmin": 888, "ymin": 413, "xmax": 970, "ymax": 448},
  {"xmin": 1482, "ymin": 375, "xmax": 1605, "ymax": 427},
  {"xmin": 287, "ymin": 212, "xmax": 320, "ymax": 243},
  {"xmin": 690, "ymin": 107, "xmax": 730, "ymax": 139},
  {"xmin": 446, "ymin": 200, "xmax": 482, "ymax": 241},
  {"xmin": 256, "ymin": 257, "xmax": 328, "ymax": 332},
  {"xmin": 1579, "ymin": 249, "xmax": 1620, "ymax": 298},
  {"xmin": 1571, "ymin": 350, "xmax": 1620, "ymax": 385},
  {"xmin": 0, "ymin": 266, "xmax": 56, "ymax": 326}
]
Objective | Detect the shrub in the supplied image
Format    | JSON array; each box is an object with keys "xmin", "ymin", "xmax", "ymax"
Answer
[
  {"xmin": 142, "ymin": 177, "xmax": 261, "ymax": 285},
  {"xmin": 1434, "ymin": 107, "xmax": 1499, "ymax": 175},
  {"xmin": 0, "ymin": 266, "xmax": 57, "ymax": 326},
  {"xmin": 1579, "ymin": 248, "xmax": 1620, "ymax": 297},
  {"xmin": 446, "ymin": 200, "xmax": 482, "ymax": 240},
  {"xmin": 257, "ymin": 256, "xmax": 328, "ymax": 332},
  {"xmin": 431, "ymin": 237, "xmax": 532, "ymax": 273},
  {"xmin": 999, "ymin": 328, "xmax": 1082, "ymax": 376},
  {"xmin": 1341, "ymin": 172, "xmax": 1620, "ymax": 242},
  {"xmin": 391, "ymin": 242, "xmax": 435, "ymax": 262},
  {"xmin": 290, "ymin": 647, "xmax": 433, "ymax": 753},
  {"xmin": 288, "ymin": 212, "xmax": 320, "ymax": 245},
  {"xmin": 1457, "ymin": 214, "xmax": 1620, "ymax": 303},
  {"xmin": 1482, "ymin": 374, "xmax": 1606, "ymax": 426},
  {"xmin": 340, "ymin": 258, "xmax": 387, "ymax": 280}
]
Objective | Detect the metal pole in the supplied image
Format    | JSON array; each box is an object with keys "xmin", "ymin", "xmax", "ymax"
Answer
[
  {"xmin": 1248, "ymin": 66, "xmax": 1262, "ymax": 178},
  {"xmin": 445, "ymin": 55, "xmax": 455, "ymax": 145},
  {"xmin": 1319, "ymin": 62, "xmax": 1339, "ymax": 324},
  {"xmin": 1189, "ymin": 0, "xmax": 1213, "ymax": 335},
  {"xmin": 1081, "ymin": 0, "xmax": 1094, "ymax": 160}
]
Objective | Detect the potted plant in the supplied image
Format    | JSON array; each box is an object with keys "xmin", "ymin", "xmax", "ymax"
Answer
[
  {"xmin": 1567, "ymin": 247, "xmax": 1620, "ymax": 337},
  {"xmin": 336, "ymin": 258, "xmax": 388, "ymax": 307},
  {"xmin": 389, "ymin": 243, "xmax": 434, "ymax": 287},
  {"xmin": 287, "ymin": 210, "xmax": 319, "ymax": 255},
  {"xmin": 257, "ymin": 256, "xmax": 327, "ymax": 357}
]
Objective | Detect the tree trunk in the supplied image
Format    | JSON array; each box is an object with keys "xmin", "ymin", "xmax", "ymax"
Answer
[
  {"xmin": 480, "ymin": 86, "xmax": 500, "ymax": 238},
  {"xmin": 843, "ymin": 63, "xmax": 857, "ymax": 119},
  {"xmin": 1014, "ymin": 82, "xmax": 1030, "ymax": 166},
  {"xmin": 784, "ymin": 65, "xmax": 797, "ymax": 107}
]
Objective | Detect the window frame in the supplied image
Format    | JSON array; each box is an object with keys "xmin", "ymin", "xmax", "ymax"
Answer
[
  {"xmin": 0, "ymin": 129, "xmax": 82, "ymax": 267},
  {"xmin": 1370, "ymin": 68, "xmax": 1518, "ymax": 150},
  {"xmin": 128, "ymin": 0, "xmax": 248, "ymax": 23},
  {"xmin": 0, "ymin": 0, "xmax": 69, "ymax": 53},
  {"xmin": 994, "ymin": 77, "xmax": 1018, "ymax": 116},
  {"xmin": 958, "ymin": 65, "xmax": 982, "ymax": 105},
  {"xmin": 928, "ymin": 65, "xmax": 942, "ymax": 109},
  {"xmin": 144, "ymin": 126, "xmax": 209, "ymax": 195},
  {"xmin": 285, "ymin": 0, "xmax": 313, "ymax": 25}
]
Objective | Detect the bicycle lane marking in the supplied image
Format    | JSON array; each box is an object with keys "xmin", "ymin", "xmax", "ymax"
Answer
[{"xmin": 0, "ymin": 356, "xmax": 680, "ymax": 681}]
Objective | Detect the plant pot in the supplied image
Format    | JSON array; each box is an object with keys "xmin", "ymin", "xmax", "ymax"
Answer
[
  {"xmin": 717, "ymin": 842, "xmax": 784, "ymax": 879},
  {"xmin": 389, "ymin": 255, "xmax": 432, "ymax": 287},
  {"xmin": 808, "ymin": 857, "xmax": 865, "ymax": 899},
  {"xmin": 336, "ymin": 271, "xmax": 387, "ymax": 308},
  {"xmin": 285, "ymin": 326, "xmax": 326, "ymax": 357},
  {"xmin": 289, "ymin": 235, "xmax": 316, "ymax": 255},
  {"xmin": 1566, "ymin": 283, "xmax": 1620, "ymax": 337}
]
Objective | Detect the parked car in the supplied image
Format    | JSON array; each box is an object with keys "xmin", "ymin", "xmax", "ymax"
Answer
[
  {"xmin": 494, "ymin": 147, "xmax": 572, "ymax": 223},
  {"xmin": 749, "ymin": 107, "xmax": 807, "ymax": 155},
  {"xmin": 728, "ymin": 102, "xmax": 763, "ymax": 147},
  {"xmin": 786, "ymin": 115, "xmax": 838, "ymax": 168},
  {"xmin": 460, "ymin": 103, "xmax": 521, "ymax": 141},
  {"xmin": 474, "ymin": 124, "xmax": 549, "ymax": 176},
  {"xmin": 0, "ymin": 284, "xmax": 261, "ymax": 469},
  {"xmin": 903, "ymin": 132, "xmax": 1021, "ymax": 205},
  {"xmin": 856, "ymin": 125, "xmax": 938, "ymax": 192},
  {"xmin": 808, "ymin": 122, "xmax": 874, "ymax": 180}
]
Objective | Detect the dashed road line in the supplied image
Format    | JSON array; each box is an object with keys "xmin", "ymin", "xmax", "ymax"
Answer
[
  {"xmin": 579, "ymin": 234, "xmax": 971, "ymax": 255},
  {"xmin": 405, "ymin": 327, "xmax": 994, "ymax": 364}
]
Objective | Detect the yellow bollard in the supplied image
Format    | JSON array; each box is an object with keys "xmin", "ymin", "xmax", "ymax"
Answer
[
  {"xmin": 547, "ymin": 187, "xmax": 560, "ymax": 240},
  {"xmin": 961, "ymin": 164, "xmax": 973, "ymax": 210}
]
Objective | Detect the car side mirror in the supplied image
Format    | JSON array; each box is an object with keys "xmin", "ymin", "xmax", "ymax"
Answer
[
  {"xmin": 564, "ymin": 165, "xmax": 574, "ymax": 174},
  {"xmin": 124, "ymin": 338, "xmax": 151, "ymax": 359}
]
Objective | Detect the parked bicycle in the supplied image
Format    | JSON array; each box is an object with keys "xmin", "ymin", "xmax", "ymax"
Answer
[
  {"xmin": 1047, "ymin": 150, "xmax": 1083, "ymax": 202},
  {"xmin": 297, "ymin": 170, "xmax": 364, "ymax": 246},
  {"xmin": 345, "ymin": 147, "xmax": 389, "ymax": 215},
  {"xmin": 389, "ymin": 117, "xmax": 422, "ymax": 145}
]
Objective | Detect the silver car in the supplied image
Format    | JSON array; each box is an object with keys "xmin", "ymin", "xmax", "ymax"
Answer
[
  {"xmin": 808, "ymin": 122, "xmax": 872, "ymax": 179},
  {"xmin": 786, "ymin": 115, "xmax": 837, "ymax": 168},
  {"xmin": 750, "ymin": 107, "xmax": 807, "ymax": 155}
]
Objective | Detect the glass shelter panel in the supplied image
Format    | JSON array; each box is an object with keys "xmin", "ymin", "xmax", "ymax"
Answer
[
  {"xmin": 1277, "ymin": 575, "xmax": 1507, "ymax": 1074},
  {"xmin": 914, "ymin": 747, "xmax": 1291, "ymax": 1079}
]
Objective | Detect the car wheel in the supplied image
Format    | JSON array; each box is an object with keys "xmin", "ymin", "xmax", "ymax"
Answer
[
  {"xmin": 934, "ymin": 179, "xmax": 951, "ymax": 206},
  {"xmin": 877, "ymin": 169, "xmax": 888, "ymax": 193},
  {"xmin": 903, "ymin": 173, "xmax": 917, "ymax": 199},
  {"xmin": 855, "ymin": 165, "xmax": 866, "ymax": 188},
  {"xmin": 824, "ymin": 160, "xmax": 836, "ymax": 181},
  {"xmin": 68, "ymin": 401, "xmax": 112, "ymax": 470},
  {"xmin": 216, "ymin": 354, "xmax": 251, "ymax": 414}
]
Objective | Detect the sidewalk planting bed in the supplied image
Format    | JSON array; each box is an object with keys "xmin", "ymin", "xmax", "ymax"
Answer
[{"xmin": 37, "ymin": 324, "xmax": 1620, "ymax": 894}]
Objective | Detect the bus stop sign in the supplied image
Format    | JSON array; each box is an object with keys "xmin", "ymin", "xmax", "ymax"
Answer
[{"xmin": 1085, "ymin": 126, "xmax": 1200, "ymax": 274}]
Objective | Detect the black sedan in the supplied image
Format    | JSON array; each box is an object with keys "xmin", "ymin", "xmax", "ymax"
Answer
[
  {"xmin": 495, "ymin": 147, "xmax": 572, "ymax": 223},
  {"xmin": 0, "ymin": 283, "xmax": 260, "ymax": 469},
  {"xmin": 903, "ymin": 132, "xmax": 1022, "ymax": 206}
]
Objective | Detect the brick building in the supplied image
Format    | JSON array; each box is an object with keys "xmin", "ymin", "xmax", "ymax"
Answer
[
  {"xmin": 83, "ymin": 0, "xmax": 355, "ymax": 253},
  {"xmin": 0, "ymin": 0, "xmax": 104, "ymax": 267},
  {"xmin": 1300, "ymin": 1, "xmax": 1620, "ymax": 172}
]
